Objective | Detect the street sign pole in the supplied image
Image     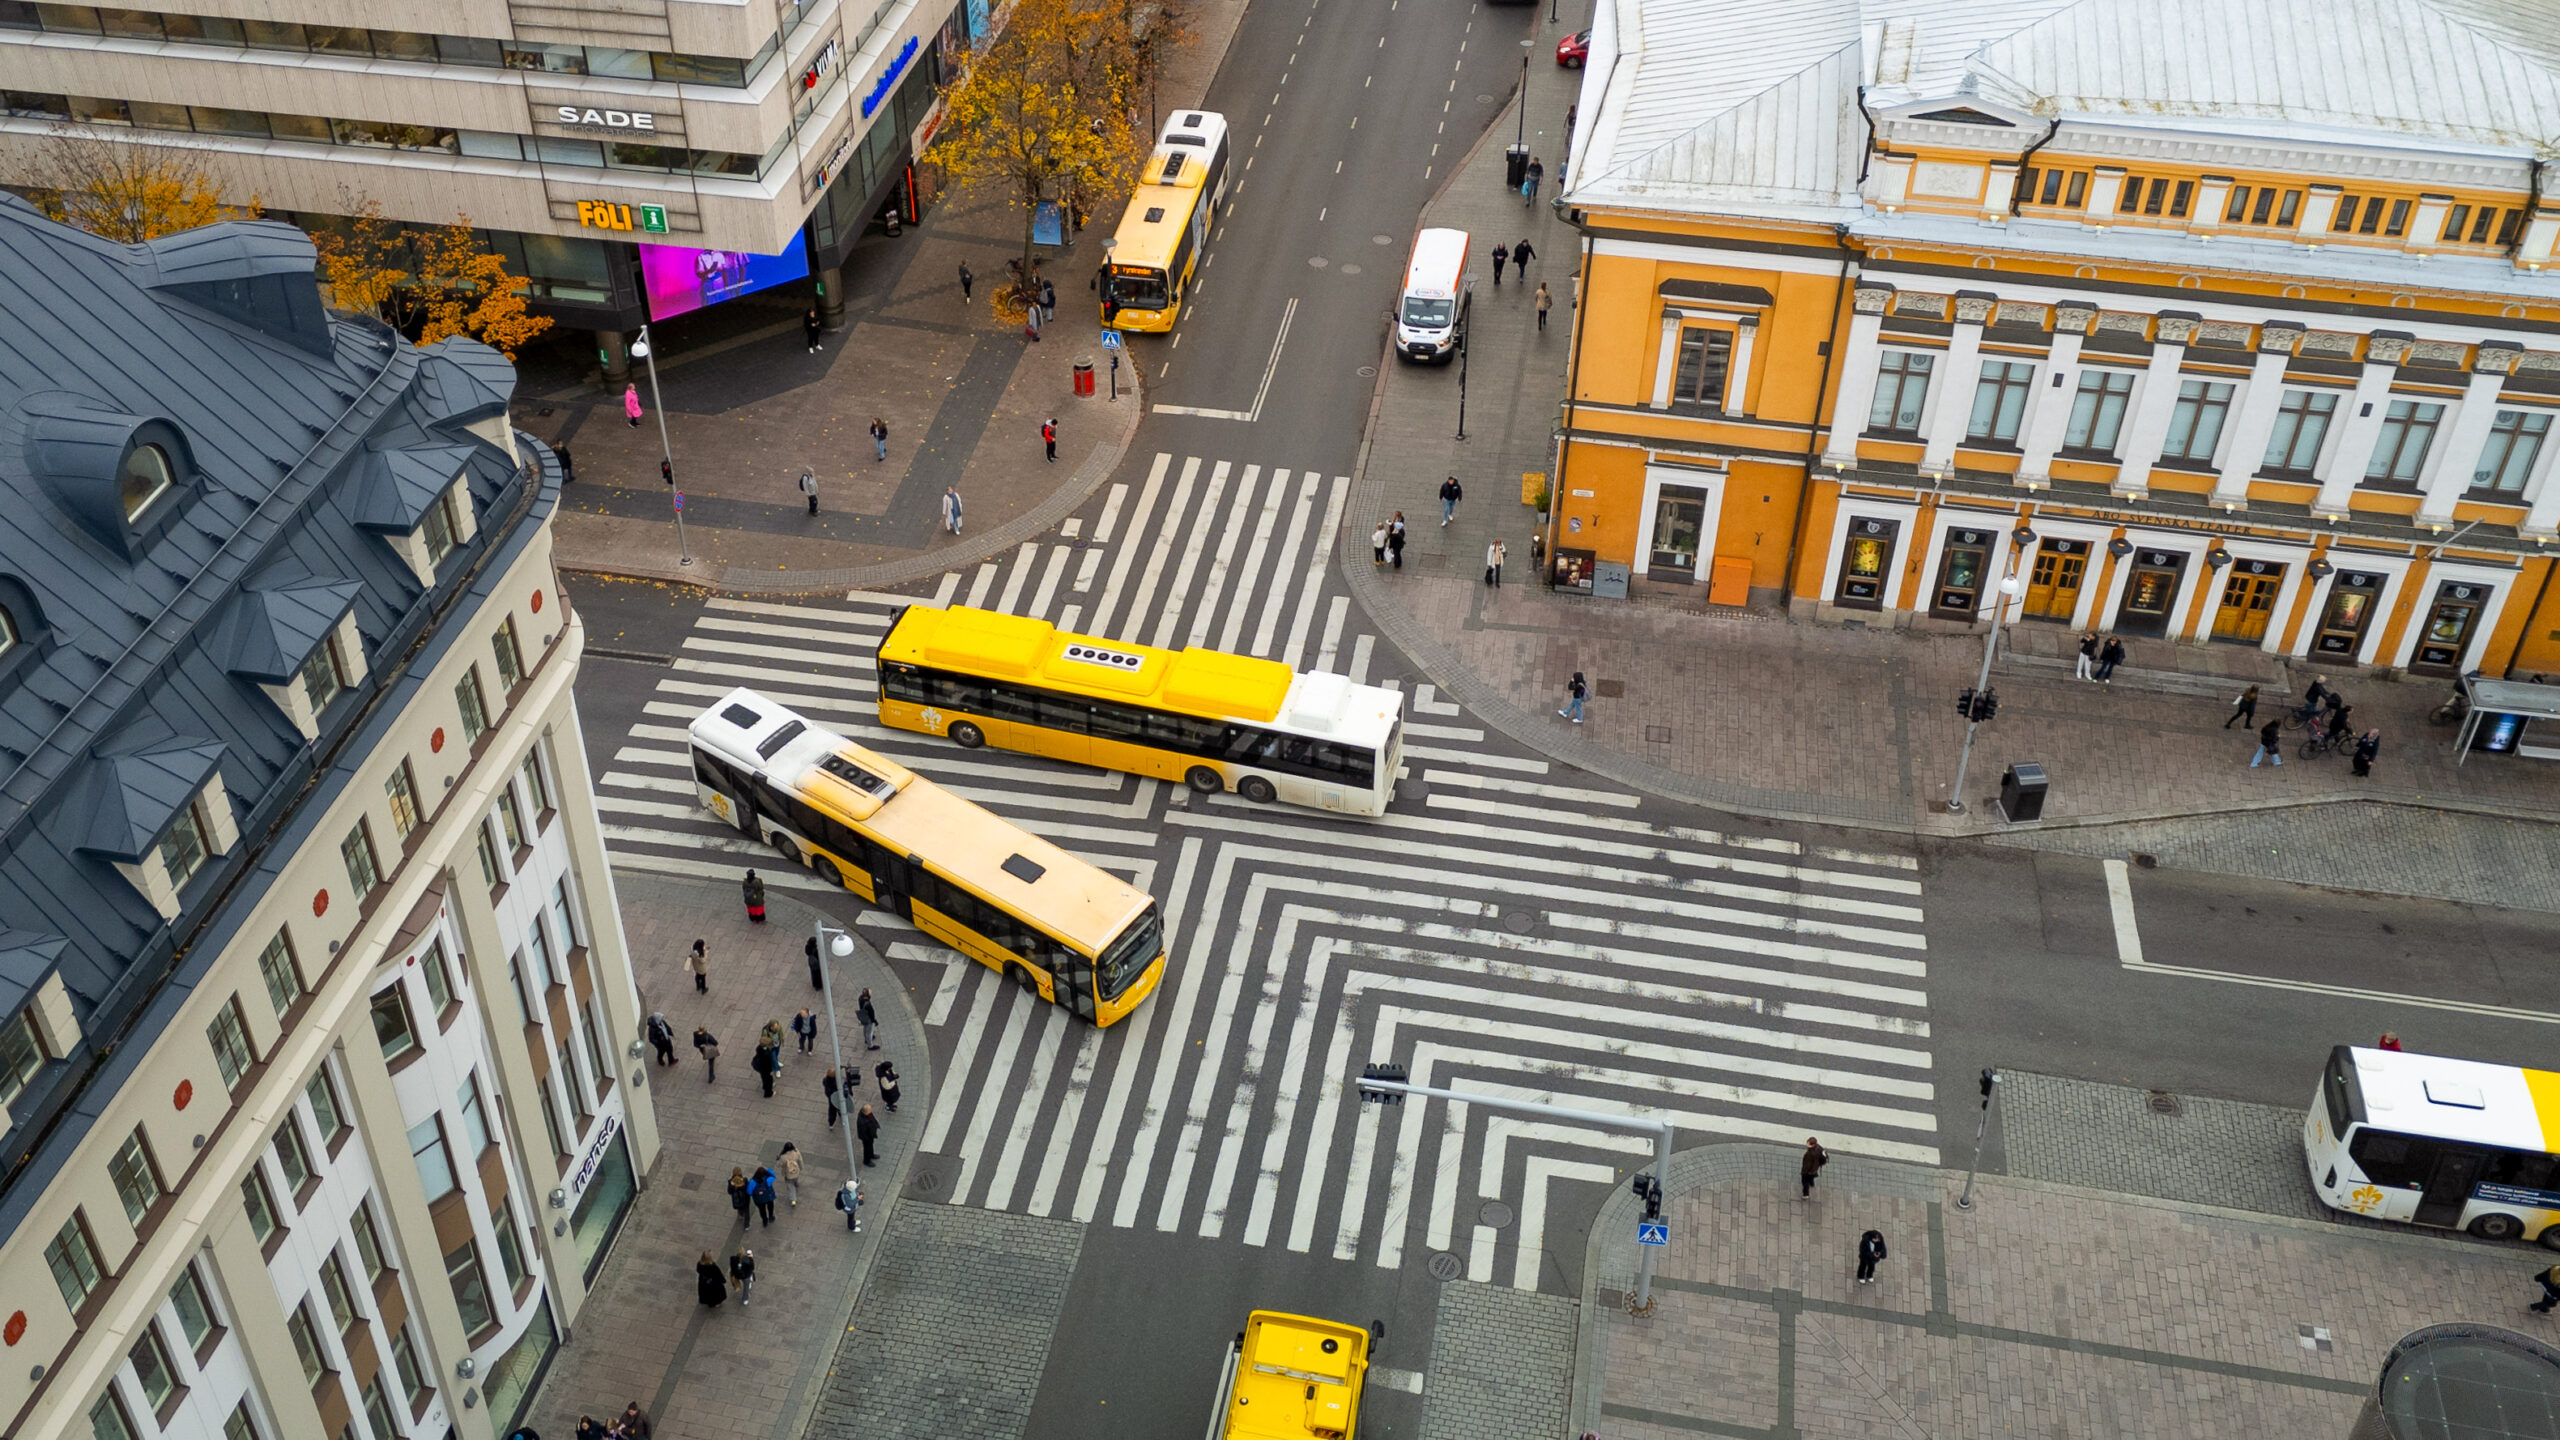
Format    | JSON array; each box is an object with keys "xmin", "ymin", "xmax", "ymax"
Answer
[
  {"xmin": 1956, "ymin": 1069, "xmax": 2000, "ymax": 1211},
  {"xmin": 632, "ymin": 324, "xmax": 691, "ymax": 568}
]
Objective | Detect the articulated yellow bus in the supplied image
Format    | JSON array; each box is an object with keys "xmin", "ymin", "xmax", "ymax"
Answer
[
  {"xmin": 875, "ymin": 606, "xmax": 1406, "ymax": 817},
  {"xmin": 1211, "ymin": 1311, "xmax": 1370, "ymax": 1440},
  {"xmin": 1102, "ymin": 110, "xmax": 1230, "ymax": 332},
  {"xmin": 688, "ymin": 688, "xmax": 1165, "ymax": 1025}
]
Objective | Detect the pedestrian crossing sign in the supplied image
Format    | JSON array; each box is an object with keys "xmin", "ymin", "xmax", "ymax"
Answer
[
  {"xmin": 1637, "ymin": 1220, "xmax": 1669, "ymax": 1246},
  {"xmin": 1101, "ymin": 329, "xmax": 1123, "ymax": 350}
]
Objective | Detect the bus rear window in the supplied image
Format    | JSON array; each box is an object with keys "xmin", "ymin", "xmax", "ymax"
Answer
[{"xmin": 756, "ymin": 719, "xmax": 806, "ymax": 758}]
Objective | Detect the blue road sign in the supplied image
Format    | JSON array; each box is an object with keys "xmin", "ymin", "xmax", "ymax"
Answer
[
  {"xmin": 1637, "ymin": 1220, "xmax": 1669, "ymax": 1246},
  {"xmin": 1101, "ymin": 329, "xmax": 1123, "ymax": 350},
  {"xmin": 672, "ymin": 492, "xmax": 684, "ymax": 511}
]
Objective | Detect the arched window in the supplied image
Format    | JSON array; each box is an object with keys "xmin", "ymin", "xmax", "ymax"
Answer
[
  {"xmin": 119, "ymin": 443, "xmax": 176, "ymax": 522},
  {"xmin": 0, "ymin": 605, "xmax": 16, "ymax": 660}
]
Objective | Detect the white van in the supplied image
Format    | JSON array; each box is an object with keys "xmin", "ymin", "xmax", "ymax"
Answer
[{"xmin": 1396, "ymin": 228, "xmax": 1469, "ymax": 363}]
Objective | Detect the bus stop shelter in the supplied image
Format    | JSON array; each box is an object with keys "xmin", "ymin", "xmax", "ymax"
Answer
[{"xmin": 2453, "ymin": 679, "xmax": 2560, "ymax": 766}]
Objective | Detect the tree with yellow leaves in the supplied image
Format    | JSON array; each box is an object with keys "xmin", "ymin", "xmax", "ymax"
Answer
[
  {"xmin": 925, "ymin": 0, "xmax": 1165, "ymax": 312},
  {"xmin": 28, "ymin": 133, "xmax": 257, "ymax": 242},
  {"xmin": 311, "ymin": 196, "xmax": 552, "ymax": 359}
]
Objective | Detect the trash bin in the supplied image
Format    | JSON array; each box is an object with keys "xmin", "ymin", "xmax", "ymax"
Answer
[
  {"xmin": 1072, "ymin": 360, "xmax": 1095, "ymax": 397},
  {"xmin": 1998, "ymin": 763, "xmax": 2047, "ymax": 822},
  {"xmin": 1505, "ymin": 145, "xmax": 1530, "ymax": 189}
]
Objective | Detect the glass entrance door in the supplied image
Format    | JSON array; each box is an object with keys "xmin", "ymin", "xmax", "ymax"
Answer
[
  {"xmin": 2023, "ymin": 540, "xmax": 2087, "ymax": 621},
  {"xmin": 1647, "ymin": 486, "xmax": 1708, "ymax": 579},
  {"xmin": 2412, "ymin": 581, "xmax": 2492, "ymax": 674},
  {"xmin": 2210, "ymin": 560, "xmax": 2284, "ymax": 643},
  {"xmin": 1929, "ymin": 528, "xmax": 1995, "ymax": 620},
  {"xmin": 2113, "ymin": 549, "xmax": 2187, "ymax": 637},
  {"xmin": 1833, "ymin": 517, "xmax": 1899, "ymax": 609},
  {"xmin": 2311, "ymin": 572, "xmax": 2385, "ymax": 658}
]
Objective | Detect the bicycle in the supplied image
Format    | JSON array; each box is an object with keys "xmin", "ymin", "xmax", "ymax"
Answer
[
  {"xmin": 2428, "ymin": 670, "xmax": 2483, "ymax": 726},
  {"xmin": 2280, "ymin": 698, "xmax": 2328, "ymax": 731},
  {"xmin": 2300, "ymin": 727, "xmax": 2353, "ymax": 759}
]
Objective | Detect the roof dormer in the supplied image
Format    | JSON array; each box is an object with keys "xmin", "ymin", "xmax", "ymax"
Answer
[{"xmin": 18, "ymin": 393, "xmax": 203, "ymax": 559}]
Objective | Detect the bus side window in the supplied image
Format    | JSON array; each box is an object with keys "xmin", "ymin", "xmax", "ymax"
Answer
[
  {"xmin": 990, "ymin": 682, "xmax": 1041, "ymax": 726},
  {"xmin": 1220, "ymin": 725, "xmax": 1280, "ymax": 763},
  {"xmin": 1035, "ymin": 694, "xmax": 1093, "ymax": 734},
  {"xmin": 1144, "ymin": 711, "xmax": 1221, "ymax": 756},
  {"xmin": 2483, "ymin": 1151, "xmax": 2558, "ymax": 1191},
  {"xmin": 1089, "ymin": 700, "xmax": 1149, "ymax": 742},
  {"xmin": 2350, "ymin": 1129, "xmax": 2434, "ymax": 1187},
  {"xmin": 881, "ymin": 664, "xmax": 930, "ymax": 703},
  {"xmin": 929, "ymin": 671, "xmax": 995, "ymax": 713},
  {"xmin": 1337, "ymin": 746, "xmax": 1375, "ymax": 786}
]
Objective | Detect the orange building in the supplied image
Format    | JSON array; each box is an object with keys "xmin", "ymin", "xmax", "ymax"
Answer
[{"xmin": 1552, "ymin": 0, "xmax": 2560, "ymax": 679}]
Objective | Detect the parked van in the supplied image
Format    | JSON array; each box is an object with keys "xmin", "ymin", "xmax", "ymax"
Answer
[{"xmin": 1396, "ymin": 228, "xmax": 1468, "ymax": 363}]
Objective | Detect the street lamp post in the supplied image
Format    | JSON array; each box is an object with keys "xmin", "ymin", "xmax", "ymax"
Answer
[
  {"xmin": 1454, "ymin": 281, "xmax": 1475, "ymax": 440},
  {"xmin": 810, "ymin": 919, "xmax": 863, "ymax": 1184},
  {"xmin": 1517, "ymin": 43, "xmax": 1533, "ymax": 150},
  {"xmin": 629, "ymin": 325, "xmax": 691, "ymax": 568},
  {"xmin": 1945, "ymin": 528, "xmax": 2032, "ymax": 814}
]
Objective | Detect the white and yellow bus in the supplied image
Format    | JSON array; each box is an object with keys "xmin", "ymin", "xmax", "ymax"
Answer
[
  {"xmin": 1101, "ymin": 111, "xmax": 1230, "ymax": 332},
  {"xmin": 875, "ymin": 606, "xmax": 1405, "ymax": 817},
  {"xmin": 1209, "ymin": 1310, "xmax": 1370, "ymax": 1440},
  {"xmin": 688, "ymin": 688, "xmax": 1166, "ymax": 1025},
  {"xmin": 2307, "ymin": 1044, "xmax": 2560, "ymax": 1244}
]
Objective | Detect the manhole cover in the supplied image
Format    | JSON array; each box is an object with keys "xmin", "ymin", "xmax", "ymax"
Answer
[
  {"xmin": 1426, "ymin": 1251, "xmax": 1464, "ymax": 1282},
  {"xmin": 1309, "ymin": 255, "xmax": 1331, "ymax": 268},
  {"xmin": 1476, "ymin": 93, "xmax": 1495, "ymax": 103},
  {"xmin": 905, "ymin": 1151, "xmax": 962, "ymax": 1202},
  {"xmin": 1502, "ymin": 911, "xmax": 1536, "ymax": 934},
  {"xmin": 1358, "ymin": 366, "xmax": 1378, "ymax": 377},
  {"xmin": 678, "ymin": 1172, "xmax": 705, "ymax": 1191},
  {"xmin": 2147, "ymin": 1090, "xmax": 2185, "ymax": 1117},
  {"xmin": 1340, "ymin": 263, "xmax": 1361, "ymax": 275},
  {"xmin": 1373, "ymin": 234, "xmax": 1395, "ymax": 246},
  {"xmin": 1480, "ymin": 1200, "xmax": 1515, "ymax": 1228}
]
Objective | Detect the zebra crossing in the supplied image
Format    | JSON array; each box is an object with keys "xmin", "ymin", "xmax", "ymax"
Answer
[{"xmin": 585, "ymin": 451, "xmax": 1938, "ymax": 1294}]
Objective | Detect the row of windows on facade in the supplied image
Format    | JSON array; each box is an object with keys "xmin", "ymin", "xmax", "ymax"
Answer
[
  {"xmin": 0, "ymin": 610, "xmax": 528, "ymax": 1123},
  {"xmin": 1862, "ymin": 351, "xmax": 2551, "ymax": 492},
  {"xmin": 0, "ymin": 3, "xmax": 784, "ymax": 86},
  {"xmin": 0, "ymin": 89, "xmax": 787, "ymax": 181},
  {"xmin": 2012, "ymin": 165, "xmax": 2530, "ymax": 250}
]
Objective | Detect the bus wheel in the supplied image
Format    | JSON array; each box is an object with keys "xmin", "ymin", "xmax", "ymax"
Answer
[
  {"xmin": 1240, "ymin": 776, "xmax": 1278, "ymax": 804},
  {"xmin": 816, "ymin": 858, "xmax": 847, "ymax": 889},
  {"xmin": 773, "ymin": 836, "xmax": 802, "ymax": 865},
  {"xmin": 1185, "ymin": 766, "xmax": 1224, "ymax": 793},
  {"xmin": 2540, "ymin": 1224, "xmax": 2560, "ymax": 1252},
  {"xmin": 1006, "ymin": 964, "xmax": 1039, "ymax": 994},
  {"xmin": 950, "ymin": 722, "xmax": 986, "ymax": 749},
  {"xmin": 2471, "ymin": 1212, "xmax": 2526, "ymax": 1242}
]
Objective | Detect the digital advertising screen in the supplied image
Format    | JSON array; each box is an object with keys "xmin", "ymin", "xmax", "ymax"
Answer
[{"xmin": 638, "ymin": 240, "xmax": 811, "ymax": 321}]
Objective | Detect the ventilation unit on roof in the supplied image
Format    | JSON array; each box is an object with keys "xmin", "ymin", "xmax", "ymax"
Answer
[
  {"xmin": 1001, "ymin": 855, "xmax": 1046, "ymax": 884},
  {"xmin": 2423, "ymin": 1079, "xmax": 2485, "ymax": 1109},
  {"xmin": 1144, "ymin": 207, "xmax": 1166, "ymax": 223},
  {"xmin": 1180, "ymin": 113, "xmax": 1203, "ymax": 127}
]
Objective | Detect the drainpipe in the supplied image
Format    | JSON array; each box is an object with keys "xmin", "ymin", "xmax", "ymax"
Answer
[
  {"xmin": 2008, "ymin": 119, "xmax": 2063, "ymax": 216},
  {"xmin": 1855, "ymin": 86, "xmax": 1878, "ymax": 186},
  {"xmin": 2513, "ymin": 159, "xmax": 2550, "ymax": 265},
  {"xmin": 1547, "ymin": 224, "xmax": 1596, "ymax": 586},
  {"xmin": 1782, "ymin": 225, "xmax": 1857, "ymax": 611}
]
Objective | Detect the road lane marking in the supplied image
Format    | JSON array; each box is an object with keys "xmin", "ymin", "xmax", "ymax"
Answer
[{"xmin": 2104, "ymin": 857, "xmax": 2143, "ymax": 965}]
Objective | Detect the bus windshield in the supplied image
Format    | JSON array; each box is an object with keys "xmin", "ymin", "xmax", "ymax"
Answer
[
  {"xmin": 1107, "ymin": 268, "xmax": 1170, "ymax": 310},
  {"xmin": 1096, "ymin": 903, "xmax": 1163, "ymax": 999},
  {"xmin": 1401, "ymin": 296, "xmax": 1454, "ymax": 328}
]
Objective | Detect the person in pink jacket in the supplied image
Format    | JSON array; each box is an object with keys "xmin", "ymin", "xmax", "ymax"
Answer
[{"xmin": 624, "ymin": 382, "xmax": 644, "ymax": 427}]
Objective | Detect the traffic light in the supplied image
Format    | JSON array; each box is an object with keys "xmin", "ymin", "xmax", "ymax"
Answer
[
  {"xmin": 1957, "ymin": 688, "xmax": 2000, "ymax": 722},
  {"xmin": 1955, "ymin": 686, "xmax": 1976, "ymax": 719},
  {"xmin": 1630, "ymin": 1173, "xmax": 1663, "ymax": 1219},
  {"xmin": 1359, "ymin": 1063, "xmax": 1408, "ymax": 1105},
  {"xmin": 661, "ymin": 457, "xmax": 674, "ymax": 486},
  {"xmin": 1980, "ymin": 1067, "xmax": 1998, "ymax": 1099}
]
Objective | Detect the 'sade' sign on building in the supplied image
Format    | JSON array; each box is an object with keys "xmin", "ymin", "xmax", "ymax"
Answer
[{"xmin": 555, "ymin": 106, "xmax": 659, "ymax": 132}]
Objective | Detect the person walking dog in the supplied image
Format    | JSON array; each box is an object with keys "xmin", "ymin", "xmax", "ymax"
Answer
[{"xmin": 2224, "ymin": 684, "xmax": 2259, "ymax": 729}]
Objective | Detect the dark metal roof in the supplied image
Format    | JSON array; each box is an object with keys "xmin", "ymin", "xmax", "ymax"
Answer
[{"xmin": 0, "ymin": 192, "xmax": 549, "ymax": 1222}]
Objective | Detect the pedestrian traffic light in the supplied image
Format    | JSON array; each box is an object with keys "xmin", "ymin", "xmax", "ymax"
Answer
[
  {"xmin": 1980, "ymin": 1068, "xmax": 1998, "ymax": 1099},
  {"xmin": 1955, "ymin": 686, "xmax": 1976, "ymax": 718},
  {"xmin": 1967, "ymin": 688, "xmax": 1999, "ymax": 722},
  {"xmin": 1630, "ymin": 1173, "xmax": 1662, "ymax": 1219},
  {"xmin": 661, "ymin": 457, "xmax": 674, "ymax": 486},
  {"xmin": 1359, "ymin": 1063, "xmax": 1408, "ymax": 1105}
]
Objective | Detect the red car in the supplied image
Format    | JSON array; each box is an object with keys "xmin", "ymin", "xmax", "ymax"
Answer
[{"xmin": 1557, "ymin": 29, "xmax": 1589, "ymax": 66}]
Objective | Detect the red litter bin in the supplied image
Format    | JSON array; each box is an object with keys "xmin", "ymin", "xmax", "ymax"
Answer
[{"xmin": 1073, "ymin": 359, "xmax": 1095, "ymax": 396}]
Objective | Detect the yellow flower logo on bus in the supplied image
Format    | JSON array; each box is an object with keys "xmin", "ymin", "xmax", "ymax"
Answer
[{"xmin": 2347, "ymin": 1184, "xmax": 2386, "ymax": 1214}]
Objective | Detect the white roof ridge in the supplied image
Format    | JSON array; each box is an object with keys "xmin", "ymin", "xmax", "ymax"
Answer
[{"xmin": 1588, "ymin": 33, "xmax": 1866, "ymax": 189}]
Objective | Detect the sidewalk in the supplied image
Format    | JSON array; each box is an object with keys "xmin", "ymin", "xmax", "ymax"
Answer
[
  {"xmin": 1339, "ymin": 3, "xmax": 2560, "ymax": 897},
  {"xmin": 520, "ymin": 875, "xmax": 933, "ymax": 1440},
  {"xmin": 1570, "ymin": 1143, "xmax": 2523, "ymax": 1440}
]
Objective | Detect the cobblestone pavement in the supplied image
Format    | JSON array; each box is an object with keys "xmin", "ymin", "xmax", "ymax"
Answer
[
  {"xmin": 1572, "ymin": 1143, "xmax": 2537, "ymax": 1440},
  {"xmin": 1417, "ymin": 1281, "xmax": 1580, "ymax": 1440},
  {"xmin": 521, "ymin": 876, "xmax": 931, "ymax": 1440},
  {"xmin": 807, "ymin": 1208, "xmax": 1083, "ymax": 1440},
  {"xmin": 1997, "ymin": 1071, "xmax": 2318, "ymax": 1220}
]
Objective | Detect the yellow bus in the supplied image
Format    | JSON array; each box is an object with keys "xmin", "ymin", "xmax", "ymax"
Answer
[
  {"xmin": 1210, "ymin": 1311, "xmax": 1370, "ymax": 1440},
  {"xmin": 875, "ymin": 606, "xmax": 1406, "ymax": 817},
  {"xmin": 688, "ymin": 688, "xmax": 1165, "ymax": 1025},
  {"xmin": 1102, "ymin": 110, "xmax": 1230, "ymax": 332}
]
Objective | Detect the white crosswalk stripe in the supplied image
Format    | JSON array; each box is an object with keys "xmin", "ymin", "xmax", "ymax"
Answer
[{"xmin": 585, "ymin": 451, "xmax": 1940, "ymax": 1293}]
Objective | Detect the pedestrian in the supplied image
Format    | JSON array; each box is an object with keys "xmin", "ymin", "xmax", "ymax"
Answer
[
  {"xmin": 2250, "ymin": 717, "xmax": 2284, "ymax": 768},
  {"xmin": 792, "ymin": 1008, "xmax": 817, "ymax": 1054},
  {"xmin": 806, "ymin": 935, "xmax": 824, "ymax": 991},
  {"xmin": 857, "ymin": 988, "xmax": 880, "ymax": 1050},
  {"xmin": 742, "ymin": 869, "xmax": 766, "ymax": 923},
  {"xmin": 726, "ymin": 1168, "xmax": 750, "ymax": 1226},
  {"xmin": 1439, "ymin": 475, "xmax": 1463, "ymax": 526},
  {"xmin": 874, "ymin": 1059, "xmax": 901, "ymax": 1113},
  {"xmin": 1025, "ymin": 299, "xmax": 1043, "ymax": 342},
  {"xmin": 556, "ymin": 444, "xmax": 576, "ymax": 484},
  {"xmin": 1370, "ymin": 520, "xmax": 1389, "ymax": 565},
  {"xmin": 1485, "ymin": 538, "xmax": 1506, "ymax": 588},
  {"xmin": 798, "ymin": 467, "xmax": 819, "ymax": 515},
  {"xmin": 1800, "ymin": 1136, "xmax": 1828, "ymax": 1198},
  {"xmin": 1513, "ymin": 238, "xmax": 1536, "ymax": 280},
  {"xmin": 823, "ymin": 1067, "xmax": 841, "ymax": 1128},
  {"xmin": 2532, "ymin": 1261, "xmax": 2560, "ymax": 1315},
  {"xmin": 856, "ymin": 1103, "xmax": 881, "ymax": 1166},
  {"xmin": 2096, "ymin": 636, "xmax": 2126, "ymax": 683},
  {"xmin": 779, "ymin": 1142, "xmax": 803, "ymax": 1206},
  {"xmin": 750, "ymin": 1165, "xmax": 777, "ymax": 1225},
  {"xmin": 624, "ymin": 382, "xmax": 643, "ymax": 428},
  {"xmin": 618, "ymin": 1402, "xmax": 652, "ymax": 1440},
  {"xmin": 2379, "ymin": 1032, "xmax": 2404, "ymax": 1051},
  {"xmin": 693, "ymin": 1025, "xmax": 719, "ymax": 1082},
  {"xmin": 1526, "ymin": 156, "xmax": 1545, "ymax": 201},
  {"xmin": 578, "ymin": 1416, "xmax": 605, "ymax": 1440},
  {"xmin": 1388, "ymin": 512, "xmax": 1407, "ymax": 569},
  {"xmin": 696, "ymin": 1250, "xmax": 728, "ymax": 1307},
  {"xmin": 647, "ymin": 1011, "xmax": 677, "ymax": 1066},
  {"xmin": 1558, "ymin": 670, "xmax": 1587, "ymax": 724},
  {"xmin": 686, "ymin": 938, "xmax": 709, "ymax": 993},
  {"xmin": 752, "ymin": 1039, "xmax": 780, "ymax": 1098},
  {"xmin": 729, "ymin": 1247, "xmax": 756, "ymax": 1304},
  {"xmin": 1490, "ymin": 242, "xmax": 1508, "ymax": 286},
  {"xmin": 2352, "ymin": 728, "xmax": 2381, "ymax": 778},
  {"xmin": 2074, "ymin": 631, "xmax": 2098, "ymax": 681},
  {"xmin": 835, "ymin": 1179, "xmax": 863, "ymax": 1232},
  {"xmin": 803, "ymin": 307, "xmax": 824, "ymax": 353},
  {"xmin": 2305, "ymin": 674, "xmax": 2332, "ymax": 710},
  {"xmin": 1856, "ymin": 1229, "xmax": 1888, "ymax": 1284},
  {"xmin": 942, "ymin": 485, "xmax": 965, "ymax": 535},
  {"xmin": 1040, "ymin": 278, "xmax": 1057, "ymax": 323},
  {"xmin": 1535, "ymin": 283, "xmax": 1551, "ymax": 332},
  {"xmin": 1042, "ymin": 417, "xmax": 1058, "ymax": 463},
  {"xmin": 2224, "ymin": 684, "xmax": 2259, "ymax": 729},
  {"xmin": 958, "ymin": 261, "xmax": 973, "ymax": 301}
]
